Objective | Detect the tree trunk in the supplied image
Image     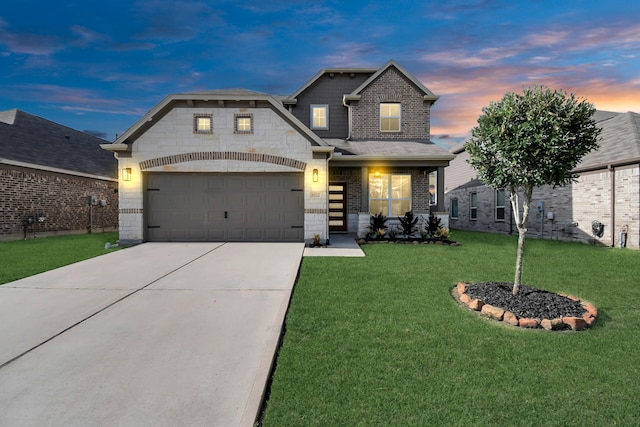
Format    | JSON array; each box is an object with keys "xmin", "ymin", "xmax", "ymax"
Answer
[
  {"xmin": 513, "ymin": 227, "xmax": 526, "ymax": 295},
  {"xmin": 510, "ymin": 186, "xmax": 533, "ymax": 295}
]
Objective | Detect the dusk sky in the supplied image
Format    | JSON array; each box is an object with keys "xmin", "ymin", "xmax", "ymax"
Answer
[{"xmin": 1, "ymin": 0, "xmax": 639, "ymax": 148}]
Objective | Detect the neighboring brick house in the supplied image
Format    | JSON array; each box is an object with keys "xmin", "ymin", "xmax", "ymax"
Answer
[
  {"xmin": 0, "ymin": 109, "xmax": 118, "ymax": 241},
  {"xmin": 445, "ymin": 110, "xmax": 640, "ymax": 249},
  {"xmin": 103, "ymin": 60, "xmax": 453, "ymax": 244}
]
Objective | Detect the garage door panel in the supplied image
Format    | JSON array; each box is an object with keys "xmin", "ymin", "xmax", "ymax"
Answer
[{"xmin": 146, "ymin": 173, "xmax": 303, "ymax": 242}]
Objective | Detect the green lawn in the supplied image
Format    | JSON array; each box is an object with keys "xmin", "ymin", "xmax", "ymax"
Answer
[
  {"xmin": 261, "ymin": 230, "xmax": 640, "ymax": 426},
  {"xmin": 0, "ymin": 232, "xmax": 120, "ymax": 285}
]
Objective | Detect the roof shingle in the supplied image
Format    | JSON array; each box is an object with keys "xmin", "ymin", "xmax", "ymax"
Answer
[{"xmin": 0, "ymin": 109, "xmax": 117, "ymax": 179}]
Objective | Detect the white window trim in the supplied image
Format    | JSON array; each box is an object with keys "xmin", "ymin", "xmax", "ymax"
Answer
[
  {"xmin": 369, "ymin": 173, "xmax": 412, "ymax": 217},
  {"xmin": 380, "ymin": 102, "xmax": 401, "ymax": 132},
  {"xmin": 310, "ymin": 104, "xmax": 329, "ymax": 130}
]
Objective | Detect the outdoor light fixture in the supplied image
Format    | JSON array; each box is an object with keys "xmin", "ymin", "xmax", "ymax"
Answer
[
  {"xmin": 123, "ymin": 167, "xmax": 132, "ymax": 181},
  {"xmin": 312, "ymin": 168, "xmax": 319, "ymax": 182}
]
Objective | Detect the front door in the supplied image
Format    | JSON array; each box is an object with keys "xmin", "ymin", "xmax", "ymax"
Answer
[{"xmin": 328, "ymin": 182, "xmax": 347, "ymax": 232}]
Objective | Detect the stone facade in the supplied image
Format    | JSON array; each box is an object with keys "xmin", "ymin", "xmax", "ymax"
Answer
[
  {"xmin": 116, "ymin": 103, "xmax": 328, "ymax": 244},
  {"xmin": 0, "ymin": 165, "xmax": 118, "ymax": 240}
]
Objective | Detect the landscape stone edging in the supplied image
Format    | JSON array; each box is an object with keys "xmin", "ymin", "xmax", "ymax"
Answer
[{"xmin": 454, "ymin": 282, "xmax": 598, "ymax": 331}]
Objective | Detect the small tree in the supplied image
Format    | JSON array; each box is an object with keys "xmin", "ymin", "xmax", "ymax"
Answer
[{"xmin": 465, "ymin": 86, "xmax": 600, "ymax": 295}]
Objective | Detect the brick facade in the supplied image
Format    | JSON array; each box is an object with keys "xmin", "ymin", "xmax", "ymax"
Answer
[
  {"xmin": 446, "ymin": 165, "xmax": 640, "ymax": 249},
  {"xmin": 330, "ymin": 166, "xmax": 435, "ymax": 233},
  {"xmin": 0, "ymin": 165, "xmax": 118, "ymax": 240},
  {"xmin": 350, "ymin": 67, "xmax": 431, "ymax": 141}
]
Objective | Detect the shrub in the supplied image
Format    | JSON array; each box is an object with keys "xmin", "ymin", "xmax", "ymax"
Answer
[
  {"xmin": 369, "ymin": 213, "xmax": 388, "ymax": 233},
  {"xmin": 424, "ymin": 213, "xmax": 442, "ymax": 239},
  {"xmin": 397, "ymin": 211, "xmax": 419, "ymax": 237}
]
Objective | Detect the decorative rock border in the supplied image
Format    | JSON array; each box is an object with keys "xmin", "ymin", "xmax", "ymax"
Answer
[{"xmin": 454, "ymin": 282, "xmax": 598, "ymax": 331}]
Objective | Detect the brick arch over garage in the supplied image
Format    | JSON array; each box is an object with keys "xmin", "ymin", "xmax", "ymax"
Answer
[{"xmin": 138, "ymin": 151, "xmax": 307, "ymax": 171}]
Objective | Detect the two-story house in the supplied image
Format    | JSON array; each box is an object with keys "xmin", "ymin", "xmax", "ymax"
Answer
[{"xmin": 102, "ymin": 60, "xmax": 454, "ymax": 244}]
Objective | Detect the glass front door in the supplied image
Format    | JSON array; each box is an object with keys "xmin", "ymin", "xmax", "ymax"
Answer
[{"xmin": 328, "ymin": 182, "xmax": 347, "ymax": 232}]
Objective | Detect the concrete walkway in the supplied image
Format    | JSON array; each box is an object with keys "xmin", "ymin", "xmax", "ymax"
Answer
[
  {"xmin": 0, "ymin": 242, "xmax": 303, "ymax": 427},
  {"xmin": 303, "ymin": 233, "xmax": 365, "ymax": 257}
]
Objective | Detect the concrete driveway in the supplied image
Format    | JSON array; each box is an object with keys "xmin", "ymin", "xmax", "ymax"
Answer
[{"xmin": 0, "ymin": 242, "xmax": 303, "ymax": 427}]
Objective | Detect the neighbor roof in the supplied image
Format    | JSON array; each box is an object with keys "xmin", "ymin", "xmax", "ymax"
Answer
[
  {"xmin": 0, "ymin": 109, "xmax": 117, "ymax": 179},
  {"xmin": 450, "ymin": 110, "xmax": 640, "ymax": 172},
  {"xmin": 577, "ymin": 110, "xmax": 640, "ymax": 171}
]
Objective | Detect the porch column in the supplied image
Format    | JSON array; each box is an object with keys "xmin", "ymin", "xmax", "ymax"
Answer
[
  {"xmin": 360, "ymin": 166, "xmax": 369, "ymax": 212},
  {"xmin": 436, "ymin": 166, "xmax": 445, "ymax": 212}
]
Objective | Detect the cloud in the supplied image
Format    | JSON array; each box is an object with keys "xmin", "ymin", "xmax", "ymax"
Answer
[
  {"xmin": 0, "ymin": 24, "xmax": 64, "ymax": 56},
  {"xmin": 322, "ymin": 42, "xmax": 380, "ymax": 67},
  {"xmin": 69, "ymin": 25, "xmax": 109, "ymax": 47},
  {"xmin": 6, "ymin": 84, "xmax": 146, "ymax": 117},
  {"xmin": 130, "ymin": 0, "xmax": 223, "ymax": 43}
]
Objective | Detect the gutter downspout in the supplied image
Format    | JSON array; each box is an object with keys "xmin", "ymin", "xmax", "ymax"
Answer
[
  {"xmin": 342, "ymin": 95, "xmax": 352, "ymax": 140},
  {"xmin": 609, "ymin": 164, "xmax": 615, "ymax": 247}
]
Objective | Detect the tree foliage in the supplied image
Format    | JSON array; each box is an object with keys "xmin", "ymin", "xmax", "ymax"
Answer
[{"xmin": 465, "ymin": 86, "xmax": 601, "ymax": 294}]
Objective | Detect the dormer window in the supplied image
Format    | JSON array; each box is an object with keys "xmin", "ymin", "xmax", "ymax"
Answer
[
  {"xmin": 380, "ymin": 103, "xmax": 401, "ymax": 132},
  {"xmin": 311, "ymin": 105, "xmax": 328, "ymax": 130},
  {"xmin": 193, "ymin": 114, "xmax": 213, "ymax": 134}
]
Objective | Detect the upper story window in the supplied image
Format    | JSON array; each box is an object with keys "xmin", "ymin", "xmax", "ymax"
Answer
[
  {"xmin": 311, "ymin": 105, "xmax": 328, "ymax": 130},
  {"xmin": 234, "ymin": 114, "xmax": 253, "ymax": 134},
  {"xmin": 369, "ymin": 173, "xmax": 411, "ymax": 216},
  {"xmin": 380, "ymin": 103, "xmax": 401, "ymax": 132},
  {"xmin": 193, "ymin": 114, "xmax": 213, "ymax": 134}
]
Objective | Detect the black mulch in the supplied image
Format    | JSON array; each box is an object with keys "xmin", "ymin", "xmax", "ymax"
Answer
[{"xmin": 465, "ymin": 282, "xmax": 587, "ymax": 320}]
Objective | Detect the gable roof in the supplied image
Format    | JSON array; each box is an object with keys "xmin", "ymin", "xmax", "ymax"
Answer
[
  {"xmin": 343, "ymin": 60, "xmax": 439, "ymax": 104},
  {"xmin": 0, "ymin": 109, "xmax": 117, "ymax": 180},
  {"xmin": 103, "ymin": 90, "xmax": 330, "ymax": 153},
  {"xmin": 282, "ymin": 67, "xmax": 377, "ymax": 104}
]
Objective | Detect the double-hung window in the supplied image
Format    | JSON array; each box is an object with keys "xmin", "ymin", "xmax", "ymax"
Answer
[
  {"xmin": 369, "ymin": 173, "xmax": 411, "ymax": 216},
  {"xmin": 311, "ymin": 105, "xmax": 328, "ymax": 130},
  {"xmin": 450, "ymin": 198, "xmax": 459, "ymax": 219},
  {"xmin": 495, "ymin": 189, "xmax": 506, "ymax": 221},
  {"xmin": 470, "ymin": 192, "xmax": 478, "ymax": 220},
  {"xmin": 380, "ymin": 103, "xmax": 401, "ymax": 132}
]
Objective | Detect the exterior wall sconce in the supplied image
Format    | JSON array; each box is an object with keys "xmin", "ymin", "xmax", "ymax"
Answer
[
  {"xmin": 312, "ymin": 168, "xmax": 319, "ymax": 182},
  {"xmin": 123, "ymin": 167, "xmax": 132, "ymax": 181}
]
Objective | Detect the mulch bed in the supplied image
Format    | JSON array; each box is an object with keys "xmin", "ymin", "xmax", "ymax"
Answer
[{"xmin": 454, "ymin": 281, "xmax": 598, "ymax": 331}]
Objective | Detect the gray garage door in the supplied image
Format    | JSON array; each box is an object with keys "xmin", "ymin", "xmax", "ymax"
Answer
[{"xmin": 145, "ymin": 173, "xmax": 304, "ymax": 242}]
